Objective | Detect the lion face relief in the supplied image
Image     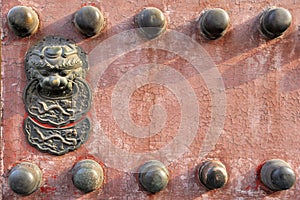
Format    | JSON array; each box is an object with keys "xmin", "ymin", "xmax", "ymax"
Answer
[
  {"xmin": 23, "ymin": 36, "xmax": 92, "ymax": 155},
  {"xmin": 25, "ymin": 36, "xmax": 88, "ymax": 93}
]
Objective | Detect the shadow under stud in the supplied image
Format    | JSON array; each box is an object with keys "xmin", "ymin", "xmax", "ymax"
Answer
[
  {"xmin": 72, "ymin": 160, "xmax": 104, "ymax": 193},
  {"xmin": 8, "ymin": 162, "xmax": 42, "ymax": 196},
  {"xmin": 74, "ymin": 5, "xmax": 106, "ymax": 37},
  {"xmin": 198, "ymin": 8, "xmax": 230, "ymax": 40},
  {"xmin": 259, "ymin": 159, "xmax": 296, "ymax": 191},
  {"xmin": 135, "ymin": 7, "xmax": 167, "ymax": 39},
  {"xmin": 7, "ymin": 6, "xmax": 39, "ymax": 37},
  {"xmin": 259, "ymin": 7, "xmax": 292, "ymax": 39},
  {"xmin": 138, "ymin": 160, "xmax": 169, "ymax": 193},
  {"xmin": 198, "ymin": 161, "xmax": 228, "ymax": 190}
]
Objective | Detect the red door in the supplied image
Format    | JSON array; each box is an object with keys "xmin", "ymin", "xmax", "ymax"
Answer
[{"xmin": 1, "ymin": 0, "xmax": 300, "ymax": 199}]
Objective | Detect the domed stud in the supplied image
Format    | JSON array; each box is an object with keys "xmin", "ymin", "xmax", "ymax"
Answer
[
  {"xmin": 74, "ymin": 6, "xmax": 106, "ymax": 37},
  {"xmin": 198, "ymin": 8, "xmax": 230, "ymax": 40},
  {"xmin": 135, "ymin": 7, "xmax": 167, "ymax": 39},
  {"xmin": 138, "ymin": 160, "xmax": 169, "ymax": 193},
  {"xmin": 198, "ymin": 160, "xmax": 228, "ymax": 190},
  {"xmin": 72, "ymin": 159, "xmax": 104, "ymax": 193},
  {"xmin": 259, "ymin": 7, "xmax": 292, "ymax": 39},
  {"xmin": 7, "ymin": 6, "xmax": 39, "ymax": 37},
  {"xmin": 8, "ymin": 162, "xmax": 42, "ymax": 195},
  {"xmin": 259, "ymin": 159, "xmax": 296, "ymax": 191}
]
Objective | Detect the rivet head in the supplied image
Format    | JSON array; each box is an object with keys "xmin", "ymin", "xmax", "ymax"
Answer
[
  {"xmin": 74, "ymin": 6, "xmax": 105, "ymax": 37},
  {"xmin": 198, "ymin": 161, "xmax": 228, "ymax": 190},
  {"xmin": 259, "ymin": 7, "xmax": 292, "ymax": 39},
  {"xmin": 260, "ymin": 159, "xmax": 296, "ymax": 191},
  {"xmin": 138, "ymin": 160, "xmax": 169, "ymax": 193},
  {"xmin": 8, "ymin": 162, "xmax": 42, "ymax": 195},
  {"xmin": 136, "ymin": 7, "xmax": 166, "ymax": 39},
  {"xmin": 7, "ymin": 6, "xmax": 39, "ymax": 37},
  {"xmin": 198, "ymin": 8, "xmax": 230, "ymax": 40},
  {"xmin": 72, "ymin": 159, "xmax": 104, "ymax": 193}
]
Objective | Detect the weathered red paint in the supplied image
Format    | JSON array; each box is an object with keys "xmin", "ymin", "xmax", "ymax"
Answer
[
  {"xmin": 40, "ymin": 186, "xmax": 57, "ymax": 193},
  {"xmin": 1, "ymin": 0, "xmax": 300, "ymax": 199}
]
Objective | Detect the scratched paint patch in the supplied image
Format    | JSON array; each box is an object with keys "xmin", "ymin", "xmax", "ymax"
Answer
[{"xmin": 86, "ymin": 28, "xmax": 226, "ymax": 172}]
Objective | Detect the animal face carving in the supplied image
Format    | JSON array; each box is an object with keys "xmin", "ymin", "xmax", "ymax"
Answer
[
  {"xmin": 25, "ymin": 36, "xmax": 88, "ymax": 92},
  {"xmin": 23, "ymin": 36, "xmax": 91, "ymax": 155}
]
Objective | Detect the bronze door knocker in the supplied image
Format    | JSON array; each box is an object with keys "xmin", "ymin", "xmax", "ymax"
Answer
[{"xmin": 23, "ymin": 36, "xmax": 91, "ymax": 155}]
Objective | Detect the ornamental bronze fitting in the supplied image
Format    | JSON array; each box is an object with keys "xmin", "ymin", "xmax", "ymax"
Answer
[
  {"xmin": 7, "ymin": 6, "xmax": 39, "ymax": 37},
  {"xmin": 138, "ymin": 160, "xmax": 169, "ymax": 193},
  {"xmin": 23, "ymin": 36, "xmax": 91, "ymax": 155},
  {"xmin": 198, "ymin": 160, "xmax": 228, "ymax": 190},
  {"xmin": 259, "ymin": 7, "xmax": 292, "ymax": 39},
  {"xmin": 74, "ymin": 6, "xmax": 106, "ymax": 37},
  {"xmin": 135, "ymin": 7, "xmax": 167, "ymax": 39},
  {"xmin": 72, "ymin": 160, "xmax": 104, "ymax": 193},
  {"xmin": 8, "ymin": 162, "xmax": 42, "ymax": 196},
  {"xmin": 259, "ymin": 159, "xmax": 296, "ymax": 191},
  {"xmin": 198, "ymin": 8, "xmax": 230, "ymax": 40}
]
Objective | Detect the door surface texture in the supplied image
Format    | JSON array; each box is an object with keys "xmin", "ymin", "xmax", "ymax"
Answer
[{"xmin": 1, "ymin": 0, "xmax": 300, "ymax": 199}]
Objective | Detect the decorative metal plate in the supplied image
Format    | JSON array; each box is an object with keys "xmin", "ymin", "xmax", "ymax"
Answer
[
  {"xmin": 23, "ymin": 78, "xmax": 91, "ymax": 127},
  {"xmin": 25, "ymin": 36, "xmax": 88, "ymax": 82},
  {"xmin": 23, "ymin": 36, "xmax": 92, "ymax": 155},
  {"xmin": 24, "ymin": 117, "xmax": 91, "ymax": 155}
]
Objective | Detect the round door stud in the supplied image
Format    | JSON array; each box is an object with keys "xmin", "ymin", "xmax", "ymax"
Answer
[
  {"xmin": 74, "ymin": 6, "xmax": 106, "ymax": 37},
  {"xmin": 198, "ymin": 8, "xmax": 230, "ymax": 40},
  {"xmin": 259, "ymin": 7, "xmax": 292, "ymax": 39},
  {"xmin": 198, "ymin": 160, "xmax": 228, "ymax": 190},
  {"xmin": 259, "ymin": 159, "xmax": 296, "ymax": 191},
  {"xmin": 8, "ymin": 162, "xmax": 42, "ymax": 195},
  {"xmin": 138, "ymin": 160, "xmax": 169, "ymax": 193},
  {"xmin": 72, "ymin": 159, "xmax": 104, "ymax": 193},
  {"xmin": 135, "ymin": 7, "xmax": 167, "ymax": 39},
  {"xmin": 7, "ymin": 6, "xmax": 39, "ymax": 37}
]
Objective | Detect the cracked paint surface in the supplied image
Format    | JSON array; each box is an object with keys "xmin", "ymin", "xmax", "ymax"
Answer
[{"xmin": 1, "ymin": 0, "xmax": 300, "ymax": 199}]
